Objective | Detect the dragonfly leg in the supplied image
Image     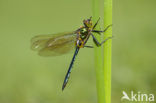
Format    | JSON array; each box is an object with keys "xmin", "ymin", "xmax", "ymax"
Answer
[
  {"xmin": 91, "ymin": 33, "xmax": 112, "ymax": 47},
  {"xmin": 92, "ymin": 24, "xmax": 112, "ymax": 35},
  {"xmin": 93, "ymin": 17, "xmax": 100, "ymax": 29},
  {"xmin": 84, "ymin": 45, "xmax": 94, "ymax": 48}
]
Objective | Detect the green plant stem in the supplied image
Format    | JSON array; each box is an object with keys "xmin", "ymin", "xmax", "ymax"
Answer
[
  {"xmin": 92, "ymin": 0, "xmax": 105, "ymax": 103},
  {"xmin": 92, "ymin": 0, "xmax": 112, "ymax": 103},
  {"xmin": 103, "ymin": 0, "xmax": 112, "ymax": 103}
]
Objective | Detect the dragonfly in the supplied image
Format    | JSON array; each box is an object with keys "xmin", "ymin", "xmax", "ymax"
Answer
[{"xmin": 31, "ymin": 17, "xmax": 112, "ymax": 91}]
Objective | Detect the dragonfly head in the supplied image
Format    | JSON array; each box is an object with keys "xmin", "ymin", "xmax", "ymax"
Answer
[{"xmin": 83, "ymin": 17, "xmax": 93, "ymax": 28}]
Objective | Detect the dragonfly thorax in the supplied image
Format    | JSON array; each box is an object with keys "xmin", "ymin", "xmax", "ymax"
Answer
[
  {"xmin": 80, "ymin": 28, "xmax": 87, "ymax": 34},
  {"xmin": 79, "ymin": 28, "xmax": 88, "ymax": 39}
]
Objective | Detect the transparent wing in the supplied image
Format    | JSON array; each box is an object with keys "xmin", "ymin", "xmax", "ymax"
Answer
[{"xmin": 31, "ymin": 32, "xmax": 77, "ymax": 56}]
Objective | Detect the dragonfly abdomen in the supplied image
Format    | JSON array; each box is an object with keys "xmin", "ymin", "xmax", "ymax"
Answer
[{"xmin": 62, "ymin": 47, "xmax": 79, "ymax": 90}]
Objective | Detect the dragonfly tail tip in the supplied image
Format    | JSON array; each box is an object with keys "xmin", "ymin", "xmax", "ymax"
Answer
[
  {"xmin": 62, "ymin": 87, "xmax": 64, "ymax": 91},
  {"xmin": 62, "ymin": 83, "xmax": 66, "ymax": 91}
]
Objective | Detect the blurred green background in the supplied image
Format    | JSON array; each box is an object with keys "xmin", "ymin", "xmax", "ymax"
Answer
[{"xmin": 0, "ymin": 0, "xmax": 155, "ymax": 103}]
